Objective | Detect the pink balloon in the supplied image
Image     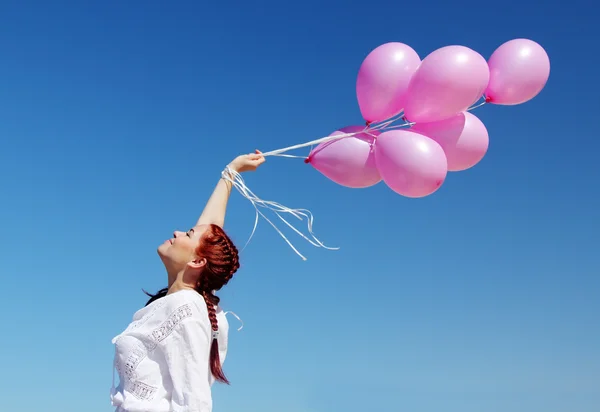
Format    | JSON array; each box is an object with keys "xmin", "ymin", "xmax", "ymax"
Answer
[
  {"xmin": 411, "ymin": 112, "xmax": 489, "ymax": 172},
  {"xmin": 356, "ymin": 42, "xmax": 421, "ymax": 124},
  {"xmin": 403, "ymin": 45, "xmax": 490, "ymax": 123},
  {"xmin": 308, "ymin": 126, "xmax": 381, "ymax": 188},
  {"xmin": 374, "ymin": 130, "xmax": 448, "ymax": 198},
  {"xmin": 485, "ymin": 38, "xmax": 550, "ymax": 105}
]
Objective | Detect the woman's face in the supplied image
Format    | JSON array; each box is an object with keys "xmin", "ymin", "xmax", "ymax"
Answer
[{"xmin": 157, "ymin": 224, "xmax": 208, "ymax": 272}]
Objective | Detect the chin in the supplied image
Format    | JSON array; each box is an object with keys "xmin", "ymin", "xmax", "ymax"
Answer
[
  {"xmin": 157, "ymin": 243, "xmax": 169, "ymax": 257},
  {"xmin": 157, "ymin": 251, "xmax": 171, "ymax": 269}
]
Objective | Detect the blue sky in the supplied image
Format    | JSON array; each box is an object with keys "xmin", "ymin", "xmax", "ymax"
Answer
[{"xmin": 0, "ymin": 1, "xmax": 598, "ymax": 411}]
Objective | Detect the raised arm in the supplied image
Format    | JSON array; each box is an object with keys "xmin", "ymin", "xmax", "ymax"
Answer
[{"xmin": 196, "ymin": 150, "xmax": 265, "ymax": 228}]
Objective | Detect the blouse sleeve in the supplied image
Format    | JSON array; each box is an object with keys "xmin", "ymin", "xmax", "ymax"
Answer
[{"xmin": 161, "ymin": 305, "xmax": 213, "ymax": 412}]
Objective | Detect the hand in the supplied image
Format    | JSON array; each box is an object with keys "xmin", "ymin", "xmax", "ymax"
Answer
[{"xmin": 229, "ymin": 150, "xmax": 266, "ymax": 173}]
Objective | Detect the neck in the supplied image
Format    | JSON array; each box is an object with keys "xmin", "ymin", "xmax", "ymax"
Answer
[
  {"xmin": 167, "ymin": 268, "xmax": 199, "ymax": 295},
  {"xmin": 166, "ymin": 268, "xmax": 178, "ymax": 289},
  {"xmin": 167, "ymin": 280, "xmax": 195, "ymax": 295}
]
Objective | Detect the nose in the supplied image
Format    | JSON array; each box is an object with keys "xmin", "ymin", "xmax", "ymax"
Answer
[{"xmin": 173, "ymin": 230, "xmax": 183, "ymax": 238}]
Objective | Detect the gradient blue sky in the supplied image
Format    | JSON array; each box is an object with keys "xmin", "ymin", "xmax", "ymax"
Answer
[{"xmin": 0, "ymin": 1, "xmax": 598, "ymax": 411}]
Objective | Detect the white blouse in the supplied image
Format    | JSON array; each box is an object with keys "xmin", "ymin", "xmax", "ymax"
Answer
[{"xmin": 110, "ymin": 289, "xmax": 229, "ymax": 412}]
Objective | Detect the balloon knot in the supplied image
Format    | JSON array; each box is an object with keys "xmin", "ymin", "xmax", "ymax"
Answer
[
  {"xmin": 304, "ymin": 157, "xmax": 311, "ymax": 164},
  {"xmin": 485, "ymin": 96, "xmax": 492, "ymax": 103},
  {"xmin": 366, "ymin": 121, "xmax": 372, "ymax": 126}
]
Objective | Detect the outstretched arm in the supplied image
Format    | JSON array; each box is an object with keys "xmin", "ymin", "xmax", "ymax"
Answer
[{"xmin": 196, "ymin": 150, "xmax": 265, "ymax": 228}]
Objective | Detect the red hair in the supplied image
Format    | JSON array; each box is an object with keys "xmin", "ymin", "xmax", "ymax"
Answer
[{"xmin": 194, "ymin": 224, "xmax": 240, "ymax": 384}]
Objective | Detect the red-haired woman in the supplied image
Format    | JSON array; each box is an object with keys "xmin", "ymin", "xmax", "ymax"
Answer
[{"xmin": 110, "ymin": 151, "xmax": 265, "ymax": 412}]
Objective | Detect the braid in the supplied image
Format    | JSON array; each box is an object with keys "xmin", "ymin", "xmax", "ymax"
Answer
[
  {"xmin": 220, "ymin": 232, "xmax": 239, "ymax": 283},
  {"xmin": 202, "ymin": 290, "xmax": 219, "ymax": 330},
  {"xmin": 193, "ymin": 224, "xmax": 240, "ymax": 385},
  {"xmin": 198, "ymin": 275, "xmax": 220, "ymax": 334}
]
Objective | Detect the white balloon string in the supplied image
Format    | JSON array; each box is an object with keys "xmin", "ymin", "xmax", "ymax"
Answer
[
  {"xmin": 261, "ymin": 130, "xmax": 362, "ymax": 157},
  {"xmin": 268, "ymin": 153, "xmax": 307, "ymax": 159},
  {"xmin": 224, "ymin": 311, "xmax": 244, "ymax": 331},
  {"xmin": 369, "ymin": 111, "xmax": 406, "ymax": 131},
  {"xmin": 468, "ymin": 96, "xmax": 488, "ymax": 111},
  {"xmin": 383, "ymin": 122, "xmax": 416, "ymax": 131},
  {"xmin": 221, "ymin": 167, "xmax": 338, "ymax": 260},
  {"xmin": 260, "ymin": 111, "xmax": 414, "ymax": 159}
]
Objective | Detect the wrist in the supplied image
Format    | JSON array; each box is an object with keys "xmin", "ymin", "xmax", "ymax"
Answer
[
  {"xmin": 227, "ymin": 162, "xmax": 242, "ymax": 173},
  {"xmin": 222, "ymin": 165, "xmax": 238, "ymax": 181}
]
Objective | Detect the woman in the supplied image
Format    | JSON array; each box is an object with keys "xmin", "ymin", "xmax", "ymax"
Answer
[{"xmin": 110, "ymin": 151, "xmax": 266, "ymax": 412}]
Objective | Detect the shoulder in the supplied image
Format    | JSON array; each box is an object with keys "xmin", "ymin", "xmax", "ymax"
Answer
[
  {"xmin": 148, "ymin": 291, "xmax": 208, "ymax": 340},
  {"xmin": 160, "ymin": 289, "xmax": 208, "ymax": 315},
  {"xmin": 153, "ymin": 290, "xmax": 229, "ymax": 342},
  {"xmin": 166, "ymin": 290, "xmax": 228, "ymax": 321}
]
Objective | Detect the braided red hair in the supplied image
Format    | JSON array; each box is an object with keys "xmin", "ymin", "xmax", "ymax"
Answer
[{"xmin": 194, "ymin": 224, "xmax": 240, "ymax": 384}]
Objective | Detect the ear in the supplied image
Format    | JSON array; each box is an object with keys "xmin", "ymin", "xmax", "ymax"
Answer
[{"xmin": 187, "ymin": 257, "xmax": 207, "ymax": 270}]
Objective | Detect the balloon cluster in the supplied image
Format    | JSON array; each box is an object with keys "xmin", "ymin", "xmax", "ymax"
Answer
[{"xmin": 307, "ymin": 39, "xmax": 550, "ymax": 198}]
